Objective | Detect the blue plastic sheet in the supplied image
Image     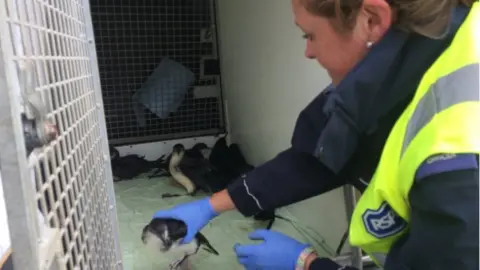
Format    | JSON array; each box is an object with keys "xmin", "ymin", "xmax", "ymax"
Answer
[{"xmin": 133, "ymin": 58, "xmax": 195, "ymax": 126}]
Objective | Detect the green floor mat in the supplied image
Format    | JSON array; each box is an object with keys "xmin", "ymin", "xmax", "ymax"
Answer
[{"xmin": 114, "ymin": 176, "xmax": 335, "ymax": 270}]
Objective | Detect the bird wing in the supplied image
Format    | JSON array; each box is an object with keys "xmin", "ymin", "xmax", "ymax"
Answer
[
  {"xmin": 177, "ymin": 157, "xmax": 216, "ymax": 192},
  {"xmin": 179, "ymin": 156, "xmax": 213, "ymax": 174}
]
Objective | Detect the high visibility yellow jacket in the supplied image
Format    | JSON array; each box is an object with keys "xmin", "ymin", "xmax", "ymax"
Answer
[{"xmin": 349, "ymin": 2, "xmax": 480, "ymax": 267}]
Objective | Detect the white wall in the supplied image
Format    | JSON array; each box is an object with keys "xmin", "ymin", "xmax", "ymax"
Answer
[
  {"xmin": 216, "ymin": 0, "xmax": 350, "ymax": 253},
  {"xmin": 0, "ymin": 171, "xmax": 12, "ymax": 263}
]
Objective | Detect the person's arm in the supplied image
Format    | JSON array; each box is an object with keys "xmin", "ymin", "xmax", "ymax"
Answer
[
  {"xmin": 307, "ymin": 257, "xmax": 358, "ymax": 270},
  {"xmin": 225, "ymin": 147, "xmax": 343, "ymax": 216},
  {"xmin": 211, "ymin": 89, "xmax": 343, "ymax": 217},
  {"xmin": 209, "ymin": 147, "xmax": 343, "ymax": 215},
  {"xmin": 383, "ymin": 153, "xmax": 479, "ymax": 269},
  {"xmin": 303, "ymin": 153, "xmax": 479, "ymax": 270},
  {"xmin": 293, "ymin": 248, "xmax": 358, "ymax": 270}
]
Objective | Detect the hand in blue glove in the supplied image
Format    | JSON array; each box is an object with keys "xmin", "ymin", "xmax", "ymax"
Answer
[
  {"xmin": 152, "ymin": 197, "xmax": 218, "ymax": 244},
  {"xmin": 234, "ymin": 229, "xmax": 310, "ymax": 270}
]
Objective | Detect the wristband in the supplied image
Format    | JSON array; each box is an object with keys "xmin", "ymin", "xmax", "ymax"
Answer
[{"xmin": 295, "ymin": 246, "xmax": 317, "ymax": 270}]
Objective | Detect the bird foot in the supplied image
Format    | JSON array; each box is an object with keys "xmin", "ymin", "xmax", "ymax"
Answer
[
  {"xmin": 169, "ymin": 259, "xmax": 182, "ymax": 270},
  {"xmin": 168, "ymin": 255, "xmax": 189, "ymax": 270}
]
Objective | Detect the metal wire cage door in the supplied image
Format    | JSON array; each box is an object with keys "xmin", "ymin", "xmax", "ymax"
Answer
[
  {"xmin": 0, "ymin": 0, "xmax": 122, "ymax": 269},
  {"xmin": 90, "ymin": 0, "xmax": 226, "ymax": 146}
]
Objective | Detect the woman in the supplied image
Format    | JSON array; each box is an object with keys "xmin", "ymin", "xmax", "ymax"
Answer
[{"xmin": 153, "ymin": 0, "xmax": 479, "ymax": 269}]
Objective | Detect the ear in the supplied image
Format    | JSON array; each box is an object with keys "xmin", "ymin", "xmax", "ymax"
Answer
[{"xmin": 361, "ymin": 0, "xmax": 392, "ymax": 43}]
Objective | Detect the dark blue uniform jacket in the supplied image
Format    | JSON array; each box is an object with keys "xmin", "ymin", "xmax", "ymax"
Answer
[{"xmin": 227, "ymin": 5, "xmax": 479, "ymax": 270}]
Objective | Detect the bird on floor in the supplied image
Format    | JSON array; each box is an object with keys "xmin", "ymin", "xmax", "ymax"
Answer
[
  {"xmin": 110, "ymin": 153, "xmax": 166, "ymax": 182},
  {"xmin": 161, "ymin": 143, "xmax": 221, "ymax": 198},
  {"xmin": 141, "ymin": 217, "xmax": 219, "ymax": 270},
  {"xmin": 161, "ymin": 140, "xmax": 293, "ymax": 230},
  {"xmin": 148, "ymin": 155, "xmax": 172, "ymax": 179},
  {"xmin": 149, "ymin": 143, "xmax": 213, "ymax": 180},
  {"xmin": 108, "ymin": 145, "xmax": 168, "ymax": 182}
]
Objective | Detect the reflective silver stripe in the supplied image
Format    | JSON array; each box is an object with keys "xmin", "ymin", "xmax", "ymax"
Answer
[
  {"xmin": 370, "ymin": 252, "xmax": 387, "ymax": 267},
  {"xmin": 402, "ymin": 63, "xmax": 480, "ymax": 155},
  {"xmin": 242, "ymin": 175, "xmax": 264, "ymax": 211}
]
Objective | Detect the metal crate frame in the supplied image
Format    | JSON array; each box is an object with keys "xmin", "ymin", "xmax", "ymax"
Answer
[
  {"xmin": 0, "ymin": 0, "xmax": 123, "ymax": 269},
  {"xmin": 339, "ymin": 185, "xmax": 367, "ymax": 269},
  {"xmin": 0, "ymin": 35, "xmax": 40, "ymax": 270}
]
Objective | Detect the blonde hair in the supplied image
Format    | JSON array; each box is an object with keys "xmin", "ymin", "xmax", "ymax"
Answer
[{"xmin": 301, "ymin": 0, "xmax": 476, "ymax": 38}]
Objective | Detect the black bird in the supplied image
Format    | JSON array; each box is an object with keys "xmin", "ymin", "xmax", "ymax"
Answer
[
  {"xmin": 161, "ymin": 143, "xmax": 219, "ymax": 198},
  {"xmin": 149, "ymin": 143, "xmax": 211, "ymax": 180},
  {"xmin": 141, "ymin": 217, "xmax": 219, "ymax": 270},
  {"xmin": 148, "ymin": 156, "xmax": 172, "ymax": 179},
  {"xmin": 109, "ymin": 145, "xmax": 166, "ymax": 182}
]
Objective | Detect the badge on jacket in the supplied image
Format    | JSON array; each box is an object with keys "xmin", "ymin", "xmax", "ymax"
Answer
[{"xmin": 362, "ymin": 202, "xmax": 407, "ymax": 239}]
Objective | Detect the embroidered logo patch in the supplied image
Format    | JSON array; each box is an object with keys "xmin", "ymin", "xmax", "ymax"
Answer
[{"xmin": 362, "ymin": 202, "xmax": 407, "ymax": 239}]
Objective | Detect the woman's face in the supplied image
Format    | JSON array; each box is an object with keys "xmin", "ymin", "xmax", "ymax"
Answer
[{"xmin": 291, "ymin": 0, "xmax": 392, "ymax": 85}]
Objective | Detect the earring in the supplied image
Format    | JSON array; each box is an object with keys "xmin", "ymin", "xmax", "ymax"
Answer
[{"xmin": 366, "ymin": 41, "xmax": 374, "ymax": 48}]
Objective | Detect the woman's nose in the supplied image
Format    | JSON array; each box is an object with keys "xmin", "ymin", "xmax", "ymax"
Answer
[{"xmin": 304, "ymin": 41, "xmax": 316, "ymax": 59}]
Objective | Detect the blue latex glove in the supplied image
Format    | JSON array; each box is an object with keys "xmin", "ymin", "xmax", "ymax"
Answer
[
  {"xmin": 152, "ymin": 197, "xmax": 218, "ymax": 244},
  {"xmin": 234, "ymin": 229, "xmax": 310, "ymax": 270}
]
